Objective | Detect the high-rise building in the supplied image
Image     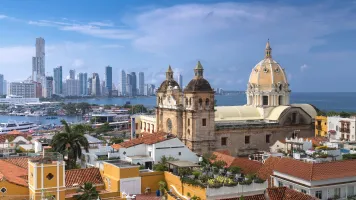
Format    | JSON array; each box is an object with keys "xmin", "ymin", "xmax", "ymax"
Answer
[
  {"xmin": 2, "ymin": 80, "xmax": 7, "ymax": 95},
  {"xmin": 64, "ymin": 79, "xmax": 79, "ymax": 96},
  {"xmin": 83, "ymin": 73, "xmax": 88, "ymax": 95},
  {"xmin": 105, "ymin": 66, "xmax": 113, "ymax": 97},
  {"xmin": 88, "ymin": 77, "xmax": 92, "ymax": 96},
  {"xmin": 177, "ymin": 73, "xmax": 183, "ymax": 89},
  {"xmin": 92, "ymin": 73, "xmax": 101, "ymax": 96},
  {"xmin": 78, "ymin": 73, "xmax": 84, "ymax": 96},
  {"xmin": 69, "ymin": 69, "xmax": 76, "ymax": 80},
  {"xmin": 53, "ymin": 66, "xmax": 63, "ymax": 95},
  {"xmin": 130, "ymin": 72, "xmax": 137, "ymax": 96},
  {"xmin": 126, "ymin": 74, "xmax": 132, "ymax": 96},
  {"xmin": 8, "ymin": 82, "xmax": 36, "ymax": 98},
  {"xmin": 101, "ymin": 81, "xmax": 107, "ymax": 96},
  {"xmin": 120, "ymin": 70, "xmax": 126, "ymax": 96},
  {"xmin": 44, "ymin": 76, "xmax": 53, "ymax": 98},
  {"xmin": 32, "ymin": 37, "xmax": 45, "ymax": 83},
  {"xmin": 0, "ymin": 74, "xmax": 4, "ymax": 95},
  {"xmin": 139, "ymin": 72, "xmax": 144, "ymax": 96},
  {"xmin": 148, "ymin": 84, "xmax": 156, "ymax": 96}
]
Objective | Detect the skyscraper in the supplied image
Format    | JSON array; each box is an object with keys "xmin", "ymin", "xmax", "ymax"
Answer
[
  {"xmin": 88, "ymin": 77, "xmax": 92, "ymax": 96},
  {"xmin": 0, "ymin": 74, "xmax": 3, "ymax": 95},
  {"xmin": 121, "ymin": 70, "xmax": 126, "ymax": 96},
  {"xmin": 130, "ymin": 72, "xmax": 137, "ymax": 96},
  {"xmin": 69, "ymin": 70, "xmax": 76, "ymax": 80},
  {"xmin": 92, "ymin": 73, "xmax": 101, "ymax": 96},
  {"xmin": 126, "ymin": 74, "xmax": 132, "ymax": 96},
  {"xmin": 2, "ymin": 80, "xmax": 7, "ymax": 95},
  {"xmin": 139, "ymin": 72, "xmax": 144, "ymax": 96},
  {"xmin": 32, "ymin": 37, "xmax": 45, "ymax": 82},
  {"xmin": 177, "ymin": 73, "xmax": 183, "ymax": 89},
  {"xmin": 44, "ymin": 76, "xmax": 53, "ymax": 98},
  {"xmin": 105, "ymin": 66, "xmax": 113, "ymax": 97},
  {"xmin": 83, "ymin": 73, "xmax": 88, "ymax": 95},
  {"xmin": 78, "ymin": 73, "xmax": 84, "ymax": 96},
  {"xmin": 53, "ymin": 66, "xmax": 63, "ymax": 95}
]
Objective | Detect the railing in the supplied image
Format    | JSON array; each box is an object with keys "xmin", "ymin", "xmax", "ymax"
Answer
[
  {"xmin": 206, "ymin": 181, "xmax": 267, "ymax": 197},
  {"xmin": 29, "ymin": 152, "xmax": 63, "ymax": 163},
  {"xmin": 340, "ymin": 128, "xmax": 350, "ymax": 133}
]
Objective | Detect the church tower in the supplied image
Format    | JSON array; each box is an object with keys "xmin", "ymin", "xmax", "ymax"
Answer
[
  {"xmin": 156, "ymin": 65, "xmax": 184, "ymax": 138},
  {"xmin": 246, "ymin": 40, "xmax": 290, "ymax": 109},
  {"xmin": 183, "ymin": 61, "xmax": 215, "ymax": 154}
]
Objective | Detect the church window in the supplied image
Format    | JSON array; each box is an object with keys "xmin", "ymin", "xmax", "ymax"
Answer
[
  {"xmin": 221, "ymin": 137, "xmax": 227, "ymax": 146},
  {"xmin": 199, "ymin": 98, "xmax": 203, "ymax": 107},
  {"xmin": 206, "ymin": 98, "xmax": 210, "ymax": 107},
  {"xmin": 167, "ymin": 119, "xmax": 173, "ymax": 133},
  {"xmin": 188, "ymin": 119, "xmax": 190, "ymax": 126},
  {"xmin": 266, "ymin": 134, "xmax": 271, "ymax": 143},
  {"xmin": 245, "ymin": 136, "xmax": 250, "ymax": 144},
  {"xmin": 187, "ymin": 129, "xmax": 190, "ymax": 135},
  {"xmin": 202, "ymin": 118, "xmax": 207, "ymax": 126},
  {"xmin": 278, "ymin": 96, "xmax": 283, "ymax": 105},
  {"xmin": 189, "ymin": 98, "xmax": 192, "ymax": 105},
  {"xmin": 186, "ymin": 98, "xmax": 188, "ymax": 105},
  {"xmin": 263, "ymin": 96, "xmax": 269, "ymax": 106}
]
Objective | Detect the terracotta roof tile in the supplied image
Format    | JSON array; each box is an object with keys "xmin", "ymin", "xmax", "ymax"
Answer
[
  {"xmin": 111, "ymin": 132, "xmax": 174, "ymax": 150},
  {"xmin": 212, "ymin": 152, "xmax": 262, "ymax": 174},
  {"xmin": 0, "ymin": 159, "xmax": 28, "ymax": 186},
  {"xmin": 65, "ymin": 168, "xmax": 104, "ymax": 188},
  {"xmin": 257, "ymin": 157, "xmax": 282, "ymax": 180},
  {"xmin": 274, "ymin": 158, "xmax": 356, "ymax": 181},
  {"xmin": 267, "ymin": 187, "xmax": 317, "ymax": 200},
  {"xmin": 0, "ymin": 133, "xmax": 30, "ymax": 143},
  {"xmin": 2, "ymin": 157, "xmax": 40, "ymax": 169},
  {"xmin": 215, "ymin": 149, "xmax": 231, "ymax": 155},
  {"xmin": 220, "ymin": 194, "xmax": 266, "ymax": 200}
]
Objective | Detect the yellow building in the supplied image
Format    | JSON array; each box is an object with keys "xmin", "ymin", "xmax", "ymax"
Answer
[{"xmin": 315, "ymin": 116, "xmax": 328, "ymax": 137}]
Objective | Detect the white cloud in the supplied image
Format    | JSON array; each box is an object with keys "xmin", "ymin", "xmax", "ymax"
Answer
[
  {"xmin": 100, "ymin": 44, "xmax": 124, "ymax": 49},
  {"xmin": 300, "ymin": 64, "xmax": 308, "ymax": 72},
  {"xmin": 88, "ymin": 21, "xmax": 114, "ymax": 27},
  {"xmin": 0, "ymin": 15, "xmax": 7, "ymax": 19},
  {"xmin": 72, "ymin": 59, "xmax": 85, "ymax": 68}
]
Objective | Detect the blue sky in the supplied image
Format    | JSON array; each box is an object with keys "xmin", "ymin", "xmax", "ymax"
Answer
[{"xmin": 1, "ymin": 0, "xmax": 356, "ymax": 92}]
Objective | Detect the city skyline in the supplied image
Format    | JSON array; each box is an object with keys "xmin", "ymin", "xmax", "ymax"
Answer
[{"xmin": 1, "ymin": 1, "xmax": 356, "ymax": 91}]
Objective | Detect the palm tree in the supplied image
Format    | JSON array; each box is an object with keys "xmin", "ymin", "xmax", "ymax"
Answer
[
  {"xmin": 76, "ymin": 182, "xmax": 99, "ymax": 200},
  {"xmin": 51, "ymin": 120, "xmax": 89, "ymax": 169}
]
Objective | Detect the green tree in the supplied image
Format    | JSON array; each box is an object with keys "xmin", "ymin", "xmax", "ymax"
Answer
[
  {"xmin": 96, "ymin": 122, "xmax": 111, "ymax": 133},
  {"xmin": 76, "ymin": 102, "xmax": 91, "ymax": 115},
  {"xmin": 340, "ymin": 111, "xmax": 351, "ymax": 118},
  {"xmin": 63, "ymin": 103, "xmax": 78, "ymax": 115},
  {"xmin": 153, "ymin": 156, "xmax": 177, "ymax": 171},
  {"xmin": 110, "ymin": 137, "xmax": 124, "ymax": 144},
  {"xmin": 158, "ymin": 181, "xmax": 167, "ymax": 196},
  {"xmin": 51, "ymin": 120, "xmax": 89, "ymax": 169},
  {"xmin": 104, "ymin": 104, "xmax": 112, "ymax": 109},
  {"xmin": 76, "ymin": 182, "xmax": 99, "ymax": 200}
]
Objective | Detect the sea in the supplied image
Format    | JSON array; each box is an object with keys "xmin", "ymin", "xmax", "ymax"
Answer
[{"xmin": 0, "ymin": 92, "xmax": 355, "ymax": 124}]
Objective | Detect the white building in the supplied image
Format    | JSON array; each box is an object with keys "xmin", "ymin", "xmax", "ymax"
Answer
[
  {"xmin": 43, "ymin": 76, "xmax": 53, "ymax": 98},
  {"xmin": 270, "ymin": 137, "xmax": 313, "ymax": 153},
  {"xmin": 53, "ymin": 66, "xmax": 63, "ymax": 95},
  {"xmin": 65, "ymin": 79, "xmax": 79, "ymax": 96},
  {"xmin": 328, "ymin": 116, "xmax": 356, "ymax": 141},
  {"xmin": 0, "ymin": 95, "xmax": 39, "ymax": 105},
  {"xmin": 272, "ymin": 158, "xmax": 356, "ymax": 200},
  {"xmin": 8, "ymin": 82, "xmax": 36, "ymax": 98},
  {"xmin": 111, "ymin": 132, "xmax": 198, "ymax": 169},
  {"xmin": 32, "ymin": 37, "xmax": 45, "ymax": 83}
]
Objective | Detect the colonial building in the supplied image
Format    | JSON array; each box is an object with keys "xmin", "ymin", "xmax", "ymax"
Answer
[{"xmin": 140, "ymin": 40, "xmax": 317, "ymax": 156}]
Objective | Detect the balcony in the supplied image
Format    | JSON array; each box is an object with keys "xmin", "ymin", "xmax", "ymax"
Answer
[{"xmin": 340, "ymin": 128, "xmax": 350, "ymax": 133}]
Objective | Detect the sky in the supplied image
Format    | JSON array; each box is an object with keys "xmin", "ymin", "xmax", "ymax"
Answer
[{"xmin": 1, "ymin": 0, "xmax": 356, "ymax": 92}]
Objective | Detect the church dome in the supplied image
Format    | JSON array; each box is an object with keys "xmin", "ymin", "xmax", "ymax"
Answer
[
  {"xmin": 158, "ymin": 80, "xmax": 180, "ymax": 93},
  {"xmin": 248, "ymin": 40, "xmax": 288, "ymax": 91},
  {"xmin": 184, "ymin": 61, "xmax": 214, "ymax": 93}
]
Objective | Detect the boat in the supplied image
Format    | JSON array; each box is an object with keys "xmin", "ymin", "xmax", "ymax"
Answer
[
  {"xmin": 46, "ymin": 116, "xmax": 58, "ymax": 120},
  {"xmin": 0, "ymin": 121, "xmax": 38, "ymax": 134}
]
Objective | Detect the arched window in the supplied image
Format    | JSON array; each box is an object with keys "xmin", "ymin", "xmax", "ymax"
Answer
[
  {"xmin": 185, "ymin": 98, "xmax": 188, "ymax": 106},
  {"xmin": 167, "ymin": 118, "xmax": 173, "ymax": 133},
  {"xmin": 189, "ymin": 98, "xmax": 192, "ymax": 105},
  {"xmin": 188, "ymin": 119, "xmax": 190, "ymax": 126},
  {"xmin": 187, "ymin": 129, "xmax": 190, "ymax": 135},
  {"xmin": 199, "ymin": 98, "xmax": 203, "ymax": 107},
  {"xmin": 205, "ymin": 98, "xmax": 210, "ymax": 107}
]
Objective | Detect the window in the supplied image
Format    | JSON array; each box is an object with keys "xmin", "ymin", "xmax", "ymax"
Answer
[
  {"xmin": 202, "ymin": 118, "xmax": 207, "ymax": 126},
  {"xmin": 148, "ymin": 151, "xmax": 152, "ymax": 157},
  {"xmin": 199, "ymin": 98, "xmax": 203, "ymax": 107},
  {"xmin": 187, "ymin": 129, "xmax": 190, "ymax": 135},
  {"xmin": 334, "ymin": 188, "xmax": 340, "ymax": 197},
  {"xmin": 189, "ymin": 98, "xmax": 192, "ymax": 105},
  {"xmin": 301, "ymin": 189, "xmax": 306, "ymax": 194},
  {"xmin": 221, "ymin": 137, "xmax": 227, "ymax": 146},
  {"xmin": 266, "ymin": 134, "xmax": 271, "ymax": 143},
  {"xmin": 0, "ymin": 187, "xmax": 7, "ymax": 193},
  {"xmin": 178, "ymin": 152, "xmax": 181, "ymax": 156},
  {"xmin": 278, "ymin": 96, "xmax": 283, "ymax": 105},
  {"xmin": 245, "ymin": 136, "xmax": 250, "ymax": 144},
  {"xmin": 185, "ymin": 98, "xmax": 188, "ymax": 105},
  {"xmin": 278, "ymin": 181, "xmax": 283, "ymax": 187},
  {"xmin": 46, "ymin": 173, "xmax": 54, "ymax": 180},
  {"xmin": 263, "ymin": 96, "xmax": 268, "ymax": 106},
  {"xmin": 167, "ymin": 119, "xmax": 172, "ymax": 133},
  {"xmin": 205, "ymin": 98, "xmax": 210, "ymax": 107},
  {"xmin": 315, "ymin": 191, "xmax": 322, "ymax": 199},
  {"xmin": 336, "ymin": 125, "xmax": 339, "ymax": 131},
  {"xmin": 188, "ymin": 119, "xmax": 190, "ymax": 126}
]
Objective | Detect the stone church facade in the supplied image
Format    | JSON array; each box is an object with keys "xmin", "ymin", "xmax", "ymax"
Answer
[{"xmin": 150, "ymin": 41, "xmax": 317, "ymax": 156}]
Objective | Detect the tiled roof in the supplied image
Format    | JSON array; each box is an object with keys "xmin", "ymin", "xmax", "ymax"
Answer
[
  {"xmin": 0, "ymin": 159, "xmax": 28, "ymax": 187},
  {"xmin": 220, "ymin": 194, "xmax": 266, "ymax": 200},
  {"xmin": 65, "ymin": 168, "xmax": 104, "ymax": 188},
  {"xmin": 212, "ymin": 152, "xmax": 262, "ymax": 174},
  {"xmin": 8, "ymin": 130, "xmax": 24, "ymax": 135},
  {"xmin": 267, "ymin": 187, "xmax": 317, "ymax": 200},
  {"xmin": 2, "ymin": 157, "xmax": 39, "ymax": 169},
  {"xmin": 0, "ymin": 134, "xmax": 30, "ymax": 143},
  {"xmin": 257, "ymin": 157, "xmax": 282, "ymax": 180},
  {"xmin": 111, "ymin": 132, "xmax": 174, "ymax": 149},
  {"xmin": 274, "ymin": 158, "xmax": 356, "ymax": 181}
]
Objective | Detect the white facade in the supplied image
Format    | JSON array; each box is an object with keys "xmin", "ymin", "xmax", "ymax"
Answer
[
  {"xmin": 65, "ymin": 79, "xmax": 79, "ymax": 96},
  {"xmin": 32, "ymin": 37, "xmax": 45, "ymax": 83},
  {"xmin": 117, "ymin": 138, "xmax": 198, "ymax": 166},
  {"xmin": 0, "ymin": 95, "xmax": 39, "ymax": 105},
  {"xmin": 273, "ymin": 171, "xmax": 356, "ymax": 200},
  {"xmin": 8, "ymin": 82, "xmax": 36, "ymax": 98},
  {"xmin": 328, "ymin": 116, "xmax": 356, "ymax": 141}
]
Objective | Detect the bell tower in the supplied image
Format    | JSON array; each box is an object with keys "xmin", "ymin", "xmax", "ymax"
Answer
[{"xmin": 183, "ymin": 61, "xmax": 215, "ymax": 154}]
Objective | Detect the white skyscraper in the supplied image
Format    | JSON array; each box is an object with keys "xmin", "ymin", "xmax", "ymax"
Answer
[
  {"xmin": 177, "ymin": 73, "xmax": 183, "ymax": 89},
  {"xmin": 121, "ymin": 70, "xmax": 126, "ymax": 96},
  {"xmin": 8, "ymin": 82, "xmax": 36, "ymax": 98},
  {"xmin": 139, "ymin": 72, "xmax": 144, "ymax": 96},
  {"xmin": 32, "ymin": 37, "xmax": 45, "ymax": 83}
]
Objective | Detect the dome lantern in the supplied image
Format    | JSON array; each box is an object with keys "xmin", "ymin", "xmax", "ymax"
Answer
[
  {"xmin": 194, "ymin": 61, "xmax": 204, "ymax": 78},
  {"xmin": 265, "ymin": 39, "xmax": 272, "ymax": 58},
  {"xmin": 166, "ymin": 65, "xmax": 174, "ymax": 80}
]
